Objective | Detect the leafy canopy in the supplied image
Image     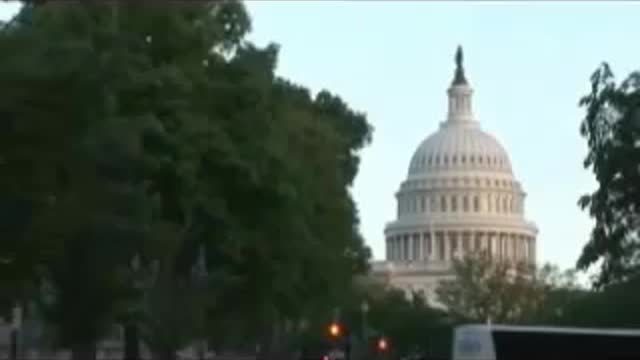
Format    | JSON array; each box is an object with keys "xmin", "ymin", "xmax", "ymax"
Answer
[{"xmin": 577, "ymin": 63, "xmax": 640, "ymax": 286}]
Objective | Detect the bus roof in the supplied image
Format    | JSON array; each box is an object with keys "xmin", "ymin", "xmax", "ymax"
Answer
[{"xmin": 456, "ymin": 324, "xmax": 640, "ymax": 337}]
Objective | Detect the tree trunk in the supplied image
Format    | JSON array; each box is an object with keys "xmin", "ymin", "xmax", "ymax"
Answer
[
  {"xmin": 124, "ymin": 323, "xmax": 140, "ymax": 360},
  {"xmin": 71, "ymin": 342, "xmax": 96, "ymax": 360}
]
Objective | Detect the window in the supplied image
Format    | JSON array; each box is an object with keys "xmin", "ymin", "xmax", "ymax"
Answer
[
  {"xmin": 444, "ymin": 155, "xmax": 449, "ymax": 165},
  {"xmin": 420, "ymin": 196, "xmax": 426, "ymax": 212},
  {"xmin": 463, "ymin": 196, "xmax": 469, "ymax": 212},
  {"xmin": 461, "ymin": 155, "xmax": 466, "ymax": 163},
  {"xmin": 430, "ymin": 197, "xmax": 436, "ymax": 212},
  {"xmin": 470, "ymin": 155, "xmax": 475, "ymax": 163},
  {"xmin": 452, "ymin": 155, "xmax": 457, "ymax": 164},
  {"xmin": 495, "ymin": 197, "xmax": 501, "ymax": 212},
  {"xmin": 435, "ymin": 156, "xmax": 440, "ymax": 165},
  {"xmin": 451, "ymin": 196, "xmax": 458, "ymax": 212},
  {"xmin": 440, "ymin": 196, "xmax": 447, "ymax": 212},
  {"xmin": 473, "ymin": 196, "xmax": 480, "ymax": 212},
  {"xmin": 479, "ymin": 155, "xmax": 483, "ymax": 164},
  {"xmin": 503, "ymin": 198, "xmax": 508, "ymax": 212}
]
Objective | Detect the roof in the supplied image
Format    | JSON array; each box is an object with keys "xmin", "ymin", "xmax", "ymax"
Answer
[{"xmin": 456, "ymin": 324, "xmax": 640, "ymax": 337}]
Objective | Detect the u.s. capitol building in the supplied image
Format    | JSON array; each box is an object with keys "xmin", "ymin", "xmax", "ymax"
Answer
[{"xmin": 371, "ymin": 47, "xmax": 538, "ymax": 304}]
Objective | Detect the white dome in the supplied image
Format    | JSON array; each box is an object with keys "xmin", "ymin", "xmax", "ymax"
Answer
[
  {"xmin": 372, "ymin": 46, "xmax": 538, "ymax": 307},
  {"xmin": 381, "ymin": 46, "xmax": 537, "ymax": 271},
  {"xmin": 408, "ymin": 122, "xmax": 513, "ymax": 178}
]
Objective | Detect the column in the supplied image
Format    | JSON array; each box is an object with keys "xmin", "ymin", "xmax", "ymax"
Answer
[
  {"xmin": 415, "ymin": 233, "xmax": 421, "ymax": 261},
  {"xmin": 393, "ymin": 237, "xmax": 399, "ymax": 260},
  {"xmin": 403, "ymin": 235, "xmax": 409, "ymax": 261},
  {"xmin": 444, "ymin": 232, "xmax": 451, "ymax": 261},
  {"xmin": 409, "ymin": 233, "xmax": 415, "ymax": 261},
  {"xmin": 479, "ymin": 232, "xmax": 487, "ymax": 254},
  {"xmin": 391, "ymin": 237, "xmax": 396, "ymax": 260},
  {"xmin": 450, "ymin": 232, "xmax": 458, "ymax": 259},
  {"xmin": 454, "ymin": 232, "xmax": 463, "ymax": 259},
  {"xmin": 438, "ymin": 233, "xmax": 445, "ymax": 261},
  {"xmin": 488, "ymin": 233, "xmax": 495, "ymax": 259},
  {"xmin": 500, "ymin": 233, "xmax": 506, "ymax": 261},
  {"xmin": 430, "ymin": 233, "xmax": 437, "ymax": 261},
  {"xmin": 420, "ymin": 232, "xmax": 429, "ymax": 260}
]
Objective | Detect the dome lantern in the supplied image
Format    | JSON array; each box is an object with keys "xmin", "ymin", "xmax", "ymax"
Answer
[{"xmin": 445, "ymin": 45, "xmax": 476, "ymax": 127}]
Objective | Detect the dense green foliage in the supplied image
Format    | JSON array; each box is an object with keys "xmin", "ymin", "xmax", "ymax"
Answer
[
  {"xmin": 577, "ymin": 63, "xmax": 640, "ymax": 286},
  {"xmin": 0, "ymin": 1, "xmax": 372, "ymax": 359}
]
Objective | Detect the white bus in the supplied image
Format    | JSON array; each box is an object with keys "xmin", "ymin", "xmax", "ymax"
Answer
[{"xmin": 452, "ymin": 324, "xmax": 640, "ymax": 360}]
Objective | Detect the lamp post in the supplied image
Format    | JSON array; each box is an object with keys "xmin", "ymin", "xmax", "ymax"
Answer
[
  {"xmin": 9, "ymin": 305, "xmax": 21, "ymax": 360},
  {"xmin": 360, "ymin": 301, "xmax": 369, "ymax": 341},
  {"xmin": 124, "ymin": 253, "xmax": 145, "ymax": 360},
  {"xmin": 191, "ymin": 244, "xmax": 209, "ymax": 360}
]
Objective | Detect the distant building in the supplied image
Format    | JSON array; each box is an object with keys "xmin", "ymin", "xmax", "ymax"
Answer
[{"xmin": 371, "ymin": 47, "xmax": 538, "ymax": 305}]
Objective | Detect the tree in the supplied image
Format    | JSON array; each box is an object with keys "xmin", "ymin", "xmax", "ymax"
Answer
[
  {"xmin": 577, "ymin": 63, "xmax": 640, "ymax": 286},
  {"xmin": 0, "ymin": 2, "xmax": 373, "ymax": 359},
  {"xmin": 0, "ymin": 2, "xmax": 251, "ymax": 358},
  {"xmin": 560, "ymin": 274, "xmax": 640, "ymax": 328},
  {"xmin": 528, "ymin": 264, "xmax": 585, "ymax": 325},
  {"xmin": 436, "ymin": 252, "xmax": 547, "ymax": 324}
]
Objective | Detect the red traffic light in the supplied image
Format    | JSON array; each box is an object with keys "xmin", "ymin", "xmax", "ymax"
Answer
[
  {"xmin": 328, "ymin": 322, "xmax": 341, "ymax": 337},
  {"xmin": 377, "ymin": 337, "xmax": 388, "ymax": 351}
]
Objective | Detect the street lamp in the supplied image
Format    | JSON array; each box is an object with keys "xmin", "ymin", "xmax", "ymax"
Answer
[
  {"xmin": 377, "ymin": 337, "xmax": 388, "ymax": 352},
  {"xmin": 329, "ymin": 322, "xmax": 342, "ymax": 338},
  {"xmin": 360, "ymin": 300, "xmax": 369, "ymax": 341},
  {"xmin": 191, "ymin": 244, "xmax": 210, "ymax": 360}
]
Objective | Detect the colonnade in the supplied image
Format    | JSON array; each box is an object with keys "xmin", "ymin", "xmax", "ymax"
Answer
[{"xmin": 386, "ymin": 230, "xmax": 535, "ymax": 264}]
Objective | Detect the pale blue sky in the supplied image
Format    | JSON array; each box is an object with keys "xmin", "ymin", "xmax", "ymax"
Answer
[{"xmin": 2, "ymin": 2, "xmax": 639, "ymax": 271}]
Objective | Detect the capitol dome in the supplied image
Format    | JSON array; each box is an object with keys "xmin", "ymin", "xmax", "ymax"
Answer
[
  {"xmin": 407, "ymin": 124, "xmax": 513, "ymax": 178},
  {"xmin": 374, "ymin": 47, "xmax": 538, "ymax": 302}
]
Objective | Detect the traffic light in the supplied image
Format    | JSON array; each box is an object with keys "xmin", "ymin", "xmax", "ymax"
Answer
[
  {"xmin": 377, "ymin": 337, "xmax": 388, "ymax": 352},
  {"xmin": 328, "ymin": 322, "xmax": 341, "ymax": 337}
]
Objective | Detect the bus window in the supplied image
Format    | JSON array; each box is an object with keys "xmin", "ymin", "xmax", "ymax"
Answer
[
  {"xmin": 453, "ymin": 325, "xmax": 640, "ymax": 360},
  {"xmin": 493, "ymin": 330, "xmax": 640, "ymax": 359}
]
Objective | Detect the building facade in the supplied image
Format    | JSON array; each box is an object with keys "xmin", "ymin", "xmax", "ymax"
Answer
[{"xmin": 371, "ymin": 47, "xmax": 538, "ymax": 304}]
